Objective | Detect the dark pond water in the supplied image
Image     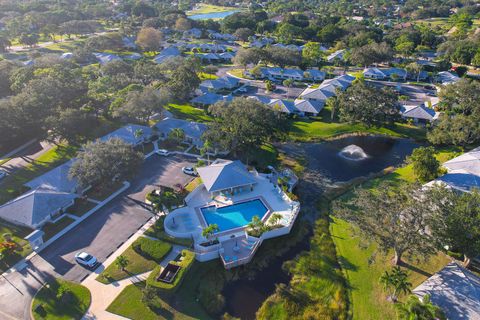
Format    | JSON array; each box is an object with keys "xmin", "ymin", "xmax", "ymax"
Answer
[
  {"xmin": 222, "ymin": 135, "xmax": 419, "ymax": 319},
  {"xmin": 283, "ymin": 136, "xmax": 420, "ymax": 182},
  {"xmin": 223, "ymin": 236, "xmax": 310, "ymax": 320}
]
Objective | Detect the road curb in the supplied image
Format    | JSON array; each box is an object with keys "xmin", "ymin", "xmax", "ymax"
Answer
[{"xmin": 1, "ymin": 181, "xmax": 131, "ymax": 278}]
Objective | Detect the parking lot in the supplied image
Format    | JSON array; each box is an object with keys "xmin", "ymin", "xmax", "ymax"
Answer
[{"xmin": 0, "ymin": 154, "xmax": 196, "ymax": 320}]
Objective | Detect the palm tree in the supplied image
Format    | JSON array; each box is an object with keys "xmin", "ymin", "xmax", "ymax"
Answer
[
  {"xmin": 202, "ymin": 224, "xmax": 219, "ymax": 244},
  {"xmin": 247, "ymin": 215, "xmax": 267, "ymax": 237},
  {"xmin": 168, "ymin": 128, "xmax": 185, "ymax": 145},
  {"xmin": 379, "ymin": 266, "xmax": 412, "ymax": 302},
  {"xmin": 396, "ymin": 295, "xmax": 446, "ymax": 320},
  {"xmin": 134, "ymin": 129, "xmax": 145, "ymax": 153},
  {"xmin": 269, "ymin": 213, "xmax": 283, "ymax": 227},
  {"xmin": 406, "ymin": 62, "xmax": 423, "ymax": 82},
  {"xmin": 201, "ymin": 139, "xmax": 212, "ymax": 164},
  {"xmin": 115, "ymin": 255, "xmax": 129, "ymax": 272}
]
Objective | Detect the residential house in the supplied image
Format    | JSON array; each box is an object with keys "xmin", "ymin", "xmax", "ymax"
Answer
[
  {"xmin": 122, "ymin": 36, "xmax": 137, "ymax": 50},
  {"xmin": 363, "ymin": 67, "xmax": 407, "ymax": 81},
  {"xmin": 299, "ymin": 74, "xmax": 355, "ymax": 103},
  {"xmin": 0, "ymin": 186, "xmax": 77, "ymax": 229},
  {"xmin": 154, "ymin": 117, "xmax": 208, "ymax": 148},
  {"xmin": 191, "ymin": 92, "xmax": 226, "ymax": 106},
  {"xmin": 218, "ymin": 52, "xmax": 235, "ymax": 62},
  {"xmin": 183, "ymin": 28, "xmax": 202, "ymax": 39},
  {"xmin": 25, "ymin": 160, "xmax": 81, "ymax": 194},
  {"xmin": 413, "ymin": 263, "xmax": 480, "ymax": 320},
  {"xmin": 260, "ymin": 68, "xmax": 325, "ymax": 82},
  {"xmin": 100, "ymin": 124, "xmax": 152, "ymax": 146},
  {"xmin": 400, "ymin": 104, "xmax": 440, "ymax": 124},
  {"xmin": 268, "ymin": 99, "xmax": 296, "ymax": 114},
  {"xmin": 200, "ymin": 76, "xmax": 240, "ymax": 93},
  {"xmin": 196, "ymin": 159, "xmax": 257, "ymax": 196},
  {"xmin": 294, "ymin": 99, "xmax": 325, "ymax": 116},
  {"xmin": 326, "ymin": 49, "xmax": 345, "ymax": 63},
  {"xmin": 153, "ymin": 46, "xmax": 181, "ymax": 64},
  {"xmin": 436, "ymin": 71, "xmax": 460, "ymax": 85},
  {"xmin": 424, "ymin": 146, "xmax": 480, "ymax": 193},
  {"xmin": 208, "ymin": 31, "xmax": 236, "ymax": 41},
  {"xmin": 93, "ymin": 52, "xmax": 121, "ymax": 65},
  {"xmin": 195, "ymin": 53, "xmax": 221, "ymax": 63}
]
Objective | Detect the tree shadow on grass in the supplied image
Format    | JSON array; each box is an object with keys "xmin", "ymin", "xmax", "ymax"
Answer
[{"xmin": 399, "ymin": 261, "xmax": 432, "ymax": 277}]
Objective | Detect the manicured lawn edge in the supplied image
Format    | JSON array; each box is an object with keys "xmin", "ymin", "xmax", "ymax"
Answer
[
  {"xmin": 31, "ymin": 278, "xmax": 91, "ymax": 320},
  {"xmin": 146, "ymin": 250, "xmax": 195, "ymax": 292},
  {"xmin": 144, "ymin": 216, "xmax": 193, "ymax": 247},
  {"xmin": 96, "ymin": 238, "xmax": 172, "ymax": 284}
]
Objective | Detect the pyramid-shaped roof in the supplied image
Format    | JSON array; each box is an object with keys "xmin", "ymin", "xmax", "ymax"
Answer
[{"xmin": 196, "ymin": 160, "xmax": 257, "ymax": 193}]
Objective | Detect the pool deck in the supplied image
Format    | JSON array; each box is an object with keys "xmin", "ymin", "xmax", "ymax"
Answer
[
  {"xmin": 164, "ymin": 172, "xmax": 300, "ymax": 268},
  {"xmin": 194, "ymin": 196, "xmax": 274, "ymax": 238}
]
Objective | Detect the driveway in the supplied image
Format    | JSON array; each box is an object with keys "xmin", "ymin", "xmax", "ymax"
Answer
[
  {"xmin": 0, "ymin": 141, "xmax": 55, "ymax": 176},
  {"xmin": 366, "ymin": 80, "xmax": 436, "ymax": 104},
  {"xmin": 0, "ymin": 154, "xmax": 196, "ymax": 320}
]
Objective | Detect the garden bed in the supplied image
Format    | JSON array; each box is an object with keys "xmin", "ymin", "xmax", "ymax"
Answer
[
  {"xmin": 41, "ymin": 216, "xmax": 76, "ymax": 241},
  {"xmin": 0, "ymin": 220, "xmax": 33, "ymax": 272},
  {"xmin": 146, "ymin": 250, "xmax": 195, "ymax": 292},
  {"xmin": 86, "ymin": 181, "xmax": 124, "ymax": 201},
  {"xmin": 67, "ymin": 198, "xmax": 96, "ymax": 217}
]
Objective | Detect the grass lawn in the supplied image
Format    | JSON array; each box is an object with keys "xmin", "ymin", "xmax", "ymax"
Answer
[
  {"xmin": 97, "ymin": 238, "xmax": 172, "ymax": 284},
  {"xmin": 0, "ymin": 220, "xmax": 33, "ymax": 272},
  {"xmin": 185, "ymin": 177, "xmax": 202, "ymax": 192},
  {"xmin": 164, "ymin": 104, "xmax": 213, "ymax": 123},
  {"xmin": 328, "ymin": 146, "xmax": 460, "ymax": 319},
  {"xmin": 187, "ymin": 3, "xmax": 238, "ymax": 15},
  {"xmin": 157, "ymin": 139, "xmax": 188, "ymax": 152},
  {"xmin": 289, "ymin": 118, "xmax": 426, "ymax": 142},
  {"xmin": 198, "ymin": 72, "xmax": 218, "ymax": 81},
  {"xmin": 86, "ymin": 181, "xmax": 124, "ymax": 202},
  {"xmin": 32, "ymin": 278, "xmax": 91, "ymax": 320},
  {"xmin": 0, "ymin": 144, "xmax": 78, "ymax": 205},
  {"xmin": 245, "ymin": 143, "xmax": 279, "ymax": 171},
  {"xmin": 108, "ymin": 262, "xmax": 216, "ymax": 320},
  {"xmin": 66, "ymin": 198, "xmax": 97, "ymax": 217},
  {"xmin": 330, "ymin": 217, "xmax": 451, "ymax": 320},
  {"xmin": 228, "ymin": 68, "xmax": 246, "ymax": 78},
  {"xmin": 42, "ymin": 216, "xmax": 76, "ymax": 241}
]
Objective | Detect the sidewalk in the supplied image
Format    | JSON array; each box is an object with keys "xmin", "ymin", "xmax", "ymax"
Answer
[{"xmin": 82, "ymin": 214, "xmax": 186, "ymax": 320}]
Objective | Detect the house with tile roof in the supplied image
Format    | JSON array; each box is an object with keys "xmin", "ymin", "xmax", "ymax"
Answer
[
  {"xmin": 154, "ymin": 118, "xmax": 208, "ymax": 148},
  {"xmin": 99, "ymin": 124, "xmax": 152, "ymax": 146}
]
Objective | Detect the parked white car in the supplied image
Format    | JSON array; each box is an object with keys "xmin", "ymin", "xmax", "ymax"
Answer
[
  {"xmin": 0, "ymin": 170, "xmax": 7, "ymax": 180},
  {"xmin": 182, "ymin": 167, "xmax": 197, "ymax": 176},
  {"xmin": 156, "ymin": 149, "xmax": 170, "ymax": 156},
  {"xmin": 75, "ymin": 252, "xmax": 98, "ymax": 269}
]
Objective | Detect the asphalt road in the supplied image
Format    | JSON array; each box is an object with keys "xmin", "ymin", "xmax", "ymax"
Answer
[
  {"xmin": 366, "ymin": 80, "xmax": 436, "ymax": 104},
  {"xmin": 0, "ymin": 141, "xmax": 54, "ymax": 176},
  {"xmin": 0, "ymin": 154, "xmax": 195, "ymax": 320}
]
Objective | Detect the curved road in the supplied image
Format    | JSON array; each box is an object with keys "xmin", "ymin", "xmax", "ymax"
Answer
[{"xmin": 0, "ymin": 154, "xmax": 195, "ymax": 320}]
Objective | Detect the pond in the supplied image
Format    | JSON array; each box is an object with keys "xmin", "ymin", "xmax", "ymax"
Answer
[
  {"xmin": 223, "ymin": 234, "xmax": 310, "ymax": 319},
  {"xmin": 221, "ymin": 135, "xmax": 420, "ymax": 319},
  {"xmin": 281, "ymin": 135, "xmax": 420, "ymax": 182},
  {"xmin": 189, "ymin": 10, "xmax": 239, "ymax": 20}
]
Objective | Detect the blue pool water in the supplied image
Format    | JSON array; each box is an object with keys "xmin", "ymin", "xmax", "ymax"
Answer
[{"xmin": 201, "ymin": 199, "xmax": 268, "ymax": 232}]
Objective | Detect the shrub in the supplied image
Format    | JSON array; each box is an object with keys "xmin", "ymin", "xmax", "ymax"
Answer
[
  {"xmin": 198, "ymin": 271, "xmax": 226, "ymax": 315},
  {"xmin": 146, "ymin": 250, "xmax": 195, "ymax": 292},
  {"xmin": 132, "ymin": 237, "xmax": 172, "ymax": 262}
]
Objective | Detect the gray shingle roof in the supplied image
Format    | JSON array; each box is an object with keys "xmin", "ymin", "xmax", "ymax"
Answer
[
  {"xmin": 100, "ymin": 124, "xmax": 152, "ymax": 145},
  {"xmin": 154, "ymin": 118, "xmax": 207, "ymax": 141},
  {"xmin": 400, "ymin": 104, "xmax": 439, "ymax": 121},
  {"xmin": 0, "ymin": 187, "xmax": 77, "ymax": 228},
  {"xmin": 25, "ymin": 159, "xmax": 78, "ymax": 193},
  {"xmin": 413, "ymin": 263, "xmax": 480, "ymax": 320},
  {"xmin": 196, "ymin": 160, "xmax": 257, "ymax": 193},
  {"xmin": 443, "ymin": 147, "xmax": 480, "ymax": 176}
]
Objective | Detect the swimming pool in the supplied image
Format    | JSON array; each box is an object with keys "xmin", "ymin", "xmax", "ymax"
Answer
[{"xmin": 201, "ymin": 199, "xmax": 268, "ymax": 232}]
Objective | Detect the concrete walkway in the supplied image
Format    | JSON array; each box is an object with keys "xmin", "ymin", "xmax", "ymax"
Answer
[{"xmin": 82, "ymin": 214, "xmax": 186, "ymax": 320}]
